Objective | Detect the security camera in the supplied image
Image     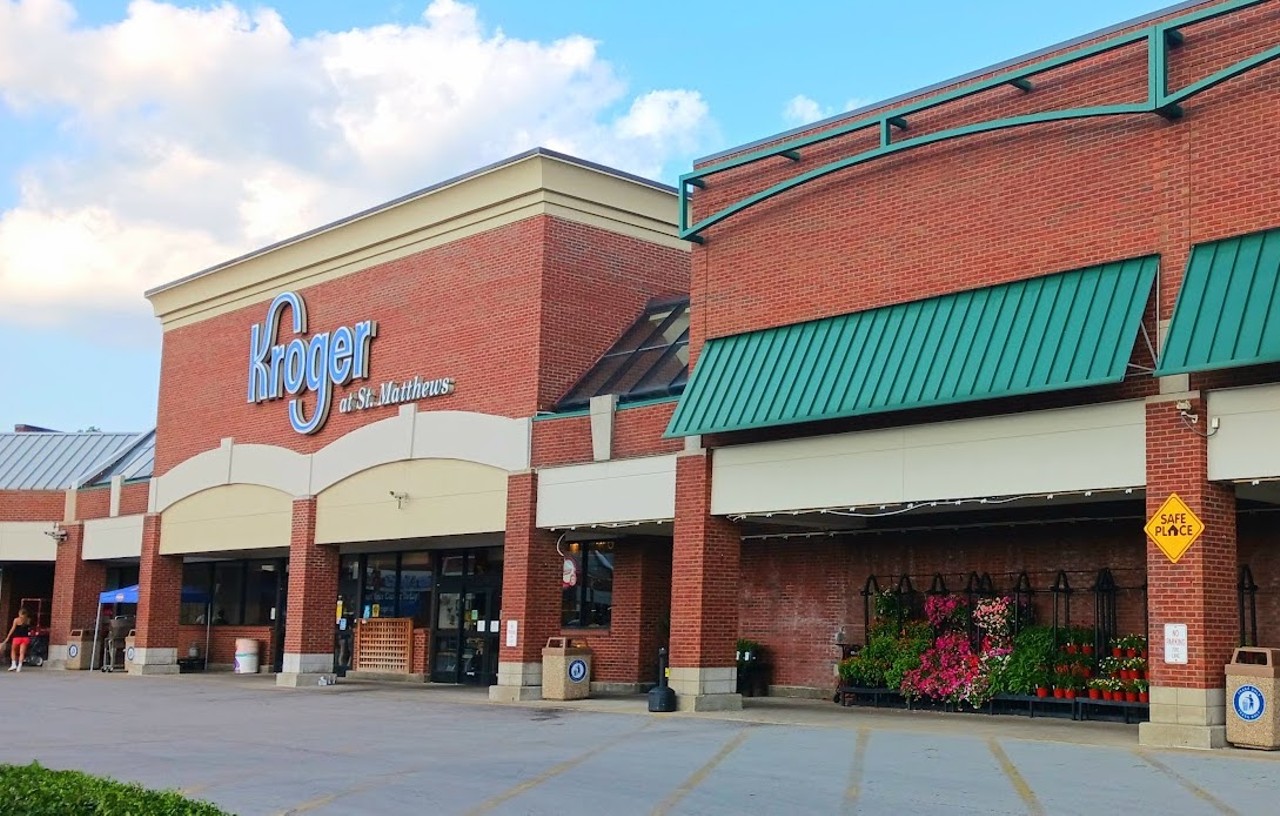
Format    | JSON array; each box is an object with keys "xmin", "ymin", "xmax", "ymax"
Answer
[{"xmin": 44, "ymin": 526, "xmax": 68, "ymax": 542}]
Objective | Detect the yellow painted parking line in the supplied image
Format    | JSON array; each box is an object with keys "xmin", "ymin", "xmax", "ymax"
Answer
[
  {"xmin": 650, "ymin": 728, "xmax": 751, "ymax": 816},
  {"xmin": 1135, "ymin": 750, "xmax": 1240, "ymax": 816},
  {"xmin": 462, "ymin": 721, "xmax": 655, "ymax": 816},
  {"xmin": 988, "ymin": 738, "xmax": 1044, "ymax": 816},
  {"xmin": 841, "ymin": 726, "xmax": 870, "ymax": 812}
]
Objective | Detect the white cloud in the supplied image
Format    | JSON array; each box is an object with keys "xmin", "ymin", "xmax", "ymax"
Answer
[
  {"xmin": 782, "ymin": 94, "xmax": 872, "ymax": 127},
  {"xmin": 0, "ymin": 0, "xmax": 718, "ymax": 330}
]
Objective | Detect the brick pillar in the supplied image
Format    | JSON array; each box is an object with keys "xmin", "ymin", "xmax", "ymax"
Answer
[
  {"xmin": 1139, "ymin": 393, "xmax": 1237, "ymax": 749},
  {"xmin": 668, "ymin": 449, "xmax": 742, "ymax": 711},
  {"xmin": 636, "ymin": 538, "xmax": 673, "ymax": 684},
  {"xmin": 277, "ymin": 497, "xmax": 339, "ymax": 686},
  {"xmin": 490, "ymin": 471, "xmax": 561, "ymax": 701},
  {"xmin": 133, "ymin": 513, "xmax": 182, "ymax": 674},
  {"xmin": 48, "ymin": 522, "xmax": 106, "ymax": 667}
]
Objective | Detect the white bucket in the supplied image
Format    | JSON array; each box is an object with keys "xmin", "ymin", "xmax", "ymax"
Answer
[{"xmin": 233, "ymin": 638, "xmax": 260, "ymax": 674}]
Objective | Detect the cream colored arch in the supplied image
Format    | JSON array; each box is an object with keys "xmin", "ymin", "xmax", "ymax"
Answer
[
  {"xmin": 149, "ymin": 406, "xmax": 532, "ymax": 512},
  {"xmin": 315, "ymin": 458, "xmax": 508, "ymax": 545},
  {"xmin": 160, "ymin": 483, "xmax": 293, "ymax": 555}
]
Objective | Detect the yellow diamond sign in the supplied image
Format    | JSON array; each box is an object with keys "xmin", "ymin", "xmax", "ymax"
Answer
[{"xmin": 1145, "ymin": 493, "xmax": 1205, "ymax": 564}]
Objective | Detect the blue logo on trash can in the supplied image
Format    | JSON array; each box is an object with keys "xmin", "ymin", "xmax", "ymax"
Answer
[
  {"xmin": 1234, "ymin": 685, "xmax": 1265, "ymax": 722},
  {"xmin": 68, "ymin": 644, "xmax": 78, "ymax": 659},
  {"xmin": 568, "ymin": 658, "xmax": 588, "ymax": 683}
]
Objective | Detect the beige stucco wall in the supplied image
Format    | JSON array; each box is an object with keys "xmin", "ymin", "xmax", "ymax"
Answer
[
  {"xmin": 160, "ymin": 484, "xmax": 292, "ymax": 555},
  {"xmin": 315, "ymin": 458, "xmax": 507, "ymax": 545},
  {"xmin": 0, "ymin": 522, "xmax": 56, "ymax": 562},
  {"xmin": 83, "ymin": 515, "xmax": 144, "ymax": 560},
  {"xmin": 711, "ymin": 400, "xmax": 1147, "ymax": 516},
  {"xmin": 1208, "ymin": 383, "xmax": 1280, "ymax": 481}
]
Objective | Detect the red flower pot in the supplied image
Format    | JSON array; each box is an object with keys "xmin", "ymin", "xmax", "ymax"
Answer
[
  {"xmin": 1102, "ymin": 690, "xmax": 1113, "ymax": 701},
  {"xmin": 1083, "ymin": 645, "xmax": 1095, "ymax": 656},
  {"xmin": 1065, "ymin": 689, "xmax": 1077, "ymax": 700},
  {"xmin": 1112, "ymin": 648, "xmax": 1122, "ymax": 658},
  {"xmin": 1125, "ymin": 691, "xmax": 1138, "ymax": 703},
  {"xmin": 1139, "ymin": 692, "xmax": 1149, "ymax": 704},
  {"xmin": 1066, "ymin": 644, "xmax": 1078, "ymax": 654},
  {"xmin": 1036, "ymin": 687, "xmax": 1049, "ymax": 698},
  {"xmin": 1088, "ymin": 688, "xmax": 1101, "ymax": 700},
  {"xmin": 1139, "ymin": 649, "xmax": 1148, "ymax": 659},
  {"xmin": 1053, "ymin": 688, "xmax": 1064, "ymax": 699},
  {"xmin": 1126, "ymin": 648, "xmax": 1137, "ymax": 658}
]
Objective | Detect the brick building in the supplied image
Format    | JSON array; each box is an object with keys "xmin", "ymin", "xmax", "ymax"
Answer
[{"xmin": 8, "ymin": 0, "xmax": 1278, "ymax": 752}]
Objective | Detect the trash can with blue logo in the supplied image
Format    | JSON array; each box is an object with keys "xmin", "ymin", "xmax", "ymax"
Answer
[
  {"xmin": 1225, "ymin": 647, "xmax": 1280, "ymax": 750},
  {"xmin": 542, "ymin": 637, "xmax": 592, "ymax": 701}
]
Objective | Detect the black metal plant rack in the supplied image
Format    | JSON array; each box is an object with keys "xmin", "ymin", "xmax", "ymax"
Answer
[
  {"xmin": 1050, "ymin": 570, "xmax": 1072, "ymax": 648},
  {"xmin": 860, "ymin": 575, "xmax": 882, "ymax": 645},
  {"xmin": 965, "ymin": 572, "xmax": 996, "ymax": 649},
  {"xmin": 1012, "ymin": 571, "xmax": 1034, "ymax": 636},
  {"xmin": 1239, "ymin": 564, "xmax": 1259, "ymax": 647},
  {"xmin": 1091, "ymin": 568, "xmax": 1118, "ymax": 656}
]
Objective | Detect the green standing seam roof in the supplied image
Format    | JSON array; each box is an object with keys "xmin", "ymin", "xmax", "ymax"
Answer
[
  {"xmin": 665, "ymin": 257, "xmax": 1158, "ymax": 438},
  {"xmin": 1154, "ymin": 227, "xmax": 1280, "ymax": 376}
]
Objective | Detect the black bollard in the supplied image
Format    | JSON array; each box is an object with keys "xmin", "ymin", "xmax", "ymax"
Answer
[{"xmin": 647, "ymin": 647, "xmax": 677, "ymax": 712}]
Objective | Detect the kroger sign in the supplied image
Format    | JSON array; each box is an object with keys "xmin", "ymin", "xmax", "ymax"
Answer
[{"xmin": 246, "ymin": 292, "xmax": 377, "ymax": 435}]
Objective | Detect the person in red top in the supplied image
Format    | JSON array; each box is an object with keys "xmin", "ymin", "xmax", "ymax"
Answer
[{"xmin": 3, "ymin": 607, "xmax": 33, "ymax": 672}]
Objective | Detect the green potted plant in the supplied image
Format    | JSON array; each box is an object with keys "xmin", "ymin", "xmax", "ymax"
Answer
[
  {"xmin": 1086, "ymin": 677, "xmax": 1105, "ymax": 700},
  {"xmin": 1135, "ymin": 678, "xmax": 1149, "ymax": 704}
]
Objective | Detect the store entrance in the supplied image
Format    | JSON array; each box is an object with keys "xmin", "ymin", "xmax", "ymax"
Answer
[{"xmin": 431, "ymin": 548, "xmax": 502, "ymax": 686}]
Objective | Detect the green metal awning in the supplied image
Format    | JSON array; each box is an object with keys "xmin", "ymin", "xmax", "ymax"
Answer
[
  {"xmin": 1154, "ymin": 227, "xmax": 1280, "ymax": 376},
  {"xmin": 665, "ymin": 256, "xmax": 1158, "ymax": 437}
]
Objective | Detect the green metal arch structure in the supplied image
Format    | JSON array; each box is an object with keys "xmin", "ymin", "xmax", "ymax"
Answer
[{"xmin": 678, "ymin": 0, "xmax": 1280, "ymax": 243}]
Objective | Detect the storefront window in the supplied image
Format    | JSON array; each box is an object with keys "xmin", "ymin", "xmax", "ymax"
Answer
[
  {"xmin": 561, "ymin": 541, "xmax": 614, "ymax": 628},
  {"xmin": 399, "ymin": 552, "xmax": 434, "ymax": 627},
  {"xmin": 364, "ymin": 553, "xmax": 398, "ymax": 617},
  {"xmin": 104, "ymin": 565, "xmax": 139, "ymax": 591},
  {"xmin": 179, "ymin": 559, "xmax": 280, "ymax": 626},
  {"xmin": 244, "ymin": 563, "xmax": 280, "ymax": 626}
]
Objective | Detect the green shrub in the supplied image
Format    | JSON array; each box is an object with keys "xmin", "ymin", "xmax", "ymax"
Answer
[
  {"xmin": 997, "ymin": 625, "xmax": 1056, "ymax": 695},
  {"xmin": 883, "ymin": 622, "xmax": 932, "ymax": 692},
  {"xmin": 0, "ymin": 762, "xmax": 231, "ymax": 816}
]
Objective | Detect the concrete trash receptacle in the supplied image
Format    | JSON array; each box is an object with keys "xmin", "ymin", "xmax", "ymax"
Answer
[
  {"xmin": 1225, "ymin": 647, "xmax": 1280, "ymax": 750},
  {"xmin": 65, "ymin": 629, "xmax": 92, "ymax": 670},
  {"xmin": 542, "ymin": 637, "xmax": 592, "ymax": 700},
  {"xmin": 123, "ymin": 631, "xmax": 137, "ymax": 672},
  {"xmin": 234, "ymin": 638, "xmax": 260, "ymax": 674}
]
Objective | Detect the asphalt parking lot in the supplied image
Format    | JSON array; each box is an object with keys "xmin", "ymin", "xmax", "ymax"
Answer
[{"xmin": 2, "ymin": 671, "xmax": 1278, "ymax": 815}]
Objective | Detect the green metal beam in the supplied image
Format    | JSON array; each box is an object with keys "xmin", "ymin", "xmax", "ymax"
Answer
[{"xmin": 677, "ymin": 0, "xmax": 1272, "ymax": 242}]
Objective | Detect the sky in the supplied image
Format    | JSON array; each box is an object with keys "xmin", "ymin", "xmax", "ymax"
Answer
[{"xmin": 0, "ymin": 0, "xmax": 1178, "ymax": 433}]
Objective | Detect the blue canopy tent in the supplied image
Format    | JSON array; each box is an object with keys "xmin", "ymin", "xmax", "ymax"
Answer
[{"xmin": 90, "ymin": 585, "xmax": 212, "ymax": 671}]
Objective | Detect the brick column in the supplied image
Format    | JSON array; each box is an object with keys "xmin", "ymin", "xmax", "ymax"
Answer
[
  {"xmin": 133, "ymin": 513, "xmax": 182, "ymax": 674},
  {"xmin": 636, "ymin": 539, "xmax": 673, "ymax": 684},
  {"xmin": 277, "ymin": 497, "xmax": 339, "ymax": 687},
  {"xmin": 48, "ymin": 522, "xmax": 105, "ymax": 668},
  {"xmin": 1139, "ymin": 393, "xmax": 1237, "ymax": 749},
  {"xmin": 668, "ymin": 449, "xmax": 742, "ymax": 711},
  {"xmin": 490, "ymin": 471, "xmax": 561, "ymax": 702}
]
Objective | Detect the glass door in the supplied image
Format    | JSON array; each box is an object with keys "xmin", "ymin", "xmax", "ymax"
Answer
[{"xmin": 430, "ymin": 548, "xmax": 502, "ymax": 685}]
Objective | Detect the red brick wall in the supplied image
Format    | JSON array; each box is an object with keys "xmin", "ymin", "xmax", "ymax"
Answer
[
  {"xmin": 670, "ymin": 451, "xmax": 740, "ymax": 669},
  {"xmin": 155, "ymin": 215, "xmax": 688, "ymax": 477},
  {"xmin": 49, "ymin": 523, "xmax": 106, "ymax": 645},
  {"xmin": 412, "ymin": 628, "xmax": 429, "ymax": 675},
  {"xmin": 1146, "ymin": 396, "xmax": 1237, "ymax": 690},
  {"xmin": 177, "ymin": 625, "xmax": 273, "ymax": 668},
  {"xmin": 0, "ymin": 490, "xmax": 62, "ymax": 522},
  {"xmin": 136, "ymin": 514, "xmax": 182, "ymax": 650},
  {"xmin": 537, "ymin": 219, "xmax": 687, "ymax": 411},
  {"xmin": 532, "ymin": 401, "xmax": 683, "ymax": 467},
  {"xmin": 1238, "ymin": 512, "xmax": 1280, "ymax": 648},
  {"xmin": 119, "ymin": 483, "xmax": 150, "ymax": 517},
  {"xmin": 740, "ymin": 520, "xmax": 1148, "ymax": 689},
  {"xmin": 688, "ymin": 2, "xmax": 1280, "ymax": 359},
  {"xmin": 560, "ymin": 538, "xmax": 672, "ymax": 684},
  {"xmin": 76, "ymin": 488, "xmax": 111, "ymax": 521},
  {"xmin": 498, "ymin": 472, "xmax": 561, "ymax": 665},
  {"xmin": 283, "ymin": 497, "xmax": 336, "ymax": 658}
]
